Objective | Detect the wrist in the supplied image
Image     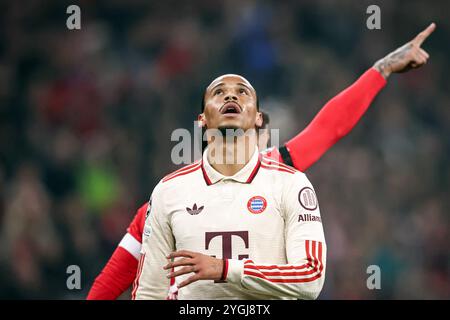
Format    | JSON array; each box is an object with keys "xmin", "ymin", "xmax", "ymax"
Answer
[
  {"xmin": 220, "ymin": 259, "xmax": 228, "ymax": 281},
  {"xmin": 224, "ymin": 259, "xmax": 244, "ymax": 284},
  {"xmin": 373, "ymin": 59, "xmax": 392, "ymax": 80}
]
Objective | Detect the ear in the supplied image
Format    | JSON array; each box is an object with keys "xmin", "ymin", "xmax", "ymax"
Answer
[
  {"xmin": 255, "ymin": 111, "xmax": 263, "ymax": 128},
  {"xmin": 197, "ymin": 113, "xmax": 206, "ymax": 128}
]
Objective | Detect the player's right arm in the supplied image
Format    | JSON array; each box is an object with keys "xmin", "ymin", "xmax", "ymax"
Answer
[
  {"xmin": 280, "ymin": 23, "xmax": 435, "ymax": 172},
  {"xmin": 134, "ymin": 183, "xmax": 175, "ymax": 300},
  {"xmin": 280, "ymin": 67, "xmax": 386, "ymax": 172}
]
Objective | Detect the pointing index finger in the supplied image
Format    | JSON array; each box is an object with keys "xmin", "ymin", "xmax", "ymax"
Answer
[{"xmin": 413, "ymin": 23, "xmax": 436, "ymax": 46}]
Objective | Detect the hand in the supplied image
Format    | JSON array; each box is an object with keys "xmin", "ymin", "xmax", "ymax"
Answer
[
  {"xmin": 163, "ymin": 250, "xmax": 224, "ymax": 288},
  {"xmin": 373, "ymin": 23, "xmax": 436, "ymax": 79}
]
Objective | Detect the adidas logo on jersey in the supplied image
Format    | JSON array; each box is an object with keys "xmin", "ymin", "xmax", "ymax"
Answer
[{"xmin": 186, "ymin": 203, "xmax": 204, "ymax": 215}]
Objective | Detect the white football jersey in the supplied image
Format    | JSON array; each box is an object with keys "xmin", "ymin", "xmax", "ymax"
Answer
[{"xmin": 134, "ymin": 148, "xmax": 326, "ymax": 300}]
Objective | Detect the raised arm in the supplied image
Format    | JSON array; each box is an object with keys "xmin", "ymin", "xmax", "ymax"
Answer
[{"xmin": 282, "ymin": 23, "xmax": 436, "ymax": 172}]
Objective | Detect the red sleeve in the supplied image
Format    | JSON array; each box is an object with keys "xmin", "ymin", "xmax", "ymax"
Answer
[
  {"xmin": 87, "ymin": 246, "xmax": 139, "ymax": 300},
  {"xmin": 127, "ymin": 203, "xmax": 148, "ymax": 244},
  {"xmin": 284, "ymin": 68, "xmax": 386, "ymax": 172},
  {"xmin": 87, "ymin": 203, "xmax": 149, "ymax": 300}
]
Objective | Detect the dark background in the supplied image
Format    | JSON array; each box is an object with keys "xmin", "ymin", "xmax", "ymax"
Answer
[{"xmin": 0, "ymin": 0, "xmax": 448, "ymax": 299}]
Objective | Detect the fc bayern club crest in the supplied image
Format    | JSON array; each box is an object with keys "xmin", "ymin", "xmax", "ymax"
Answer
[{"xmin": 247, "ymin": 196, "xmax": 267, "ymax": 214}]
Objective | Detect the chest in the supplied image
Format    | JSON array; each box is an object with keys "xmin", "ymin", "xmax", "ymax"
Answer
[{"xmin": 168, "ymin": 182, "xmax": 286, "ymax": 259}]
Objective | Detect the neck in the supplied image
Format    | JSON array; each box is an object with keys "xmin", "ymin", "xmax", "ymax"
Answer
[{"xmin": 207, "ymin": 133, "xmax": 257, "ymax": 177}]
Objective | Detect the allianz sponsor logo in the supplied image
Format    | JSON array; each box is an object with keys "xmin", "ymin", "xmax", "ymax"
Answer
[{"xmin": 298, "ymin": 213, "xmax": 322, "ymax": 223}]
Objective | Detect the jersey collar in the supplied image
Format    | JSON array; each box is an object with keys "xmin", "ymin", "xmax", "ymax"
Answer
[{"xmin": 201, "ymin": 146, "xmax": 261, "ymax": 186}]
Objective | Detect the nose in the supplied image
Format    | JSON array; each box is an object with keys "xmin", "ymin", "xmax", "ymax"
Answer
[{"xmin": 224, "ymin": 94, "xmax": 238, "ymax": 102}]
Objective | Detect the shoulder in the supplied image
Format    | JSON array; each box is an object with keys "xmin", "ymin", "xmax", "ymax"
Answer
[
  {"xmin": 259, "ymin": 155, "xmax": 310, "ymax": 187},
  {"xmin": 260, "ymin": 146, "xmax": 283, "ymax": 163},
  {"xmin": 161, "ymin": 160, "xmax": 202, "ymax": 184},
  {"xmin": 260, "ymin": 155, "xmax": 297, "ymax": 175}
]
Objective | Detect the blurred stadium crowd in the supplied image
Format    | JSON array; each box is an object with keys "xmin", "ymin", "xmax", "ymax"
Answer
[{"xmin": 0, "ymin": 0, "xmax": 448, "ymax": 299}]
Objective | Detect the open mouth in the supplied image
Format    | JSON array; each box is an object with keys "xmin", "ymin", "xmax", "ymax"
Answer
[{"xmin": 221, "ymin": 102, "xmax": 242, "ymax": 114}]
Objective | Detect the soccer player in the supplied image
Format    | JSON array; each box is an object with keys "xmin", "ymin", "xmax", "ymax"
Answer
[
  {"xmin": 135, "ymin": 73, "xmax": 326, "ymax": 300},
  {"xmin": 133, "ymin": 23, "xmax": 436, "ymax": 300},
  {"xmin": 87, "ymin": 23, "xmax": 435, "ymax": 299}
]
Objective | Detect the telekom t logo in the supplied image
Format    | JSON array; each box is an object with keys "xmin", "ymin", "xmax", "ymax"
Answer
[{"xmin": 205, "ymin": 231, "xmax": 249, "ymax": 260}]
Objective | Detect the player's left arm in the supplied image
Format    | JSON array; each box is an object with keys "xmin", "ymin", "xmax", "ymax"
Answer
[
  {"xmin": 164, "ymin": 172, "xmax": 326, "ymax": 300},
  {"xmin": 229, "ymin": 172, "xmax": 326, "ymax": 299},
  {"xmin": 282, "ymin": 23, "xmax": 436, "ymax": 172},
  {"xmin": 87, "ymin": 204, "xmax": 147, "ymax": 300}
]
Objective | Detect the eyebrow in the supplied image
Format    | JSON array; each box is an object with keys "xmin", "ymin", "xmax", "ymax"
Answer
[{"xmin": 209, "ymin": 82, "xmax": 253, "ymax": 92}]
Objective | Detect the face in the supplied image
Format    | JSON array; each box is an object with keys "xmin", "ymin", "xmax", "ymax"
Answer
[{"xmin": 199, "ymin": 74, "xmax": 262, "ymax": 132}]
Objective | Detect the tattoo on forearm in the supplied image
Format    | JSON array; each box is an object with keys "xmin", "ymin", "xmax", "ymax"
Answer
[
  {"xmin": 374, "ymin": 60, "xmax": 390, "ymax": 79},
  {"xmin": 374, "ymin": 43, "xmax": 413, "ymax": 79}
]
